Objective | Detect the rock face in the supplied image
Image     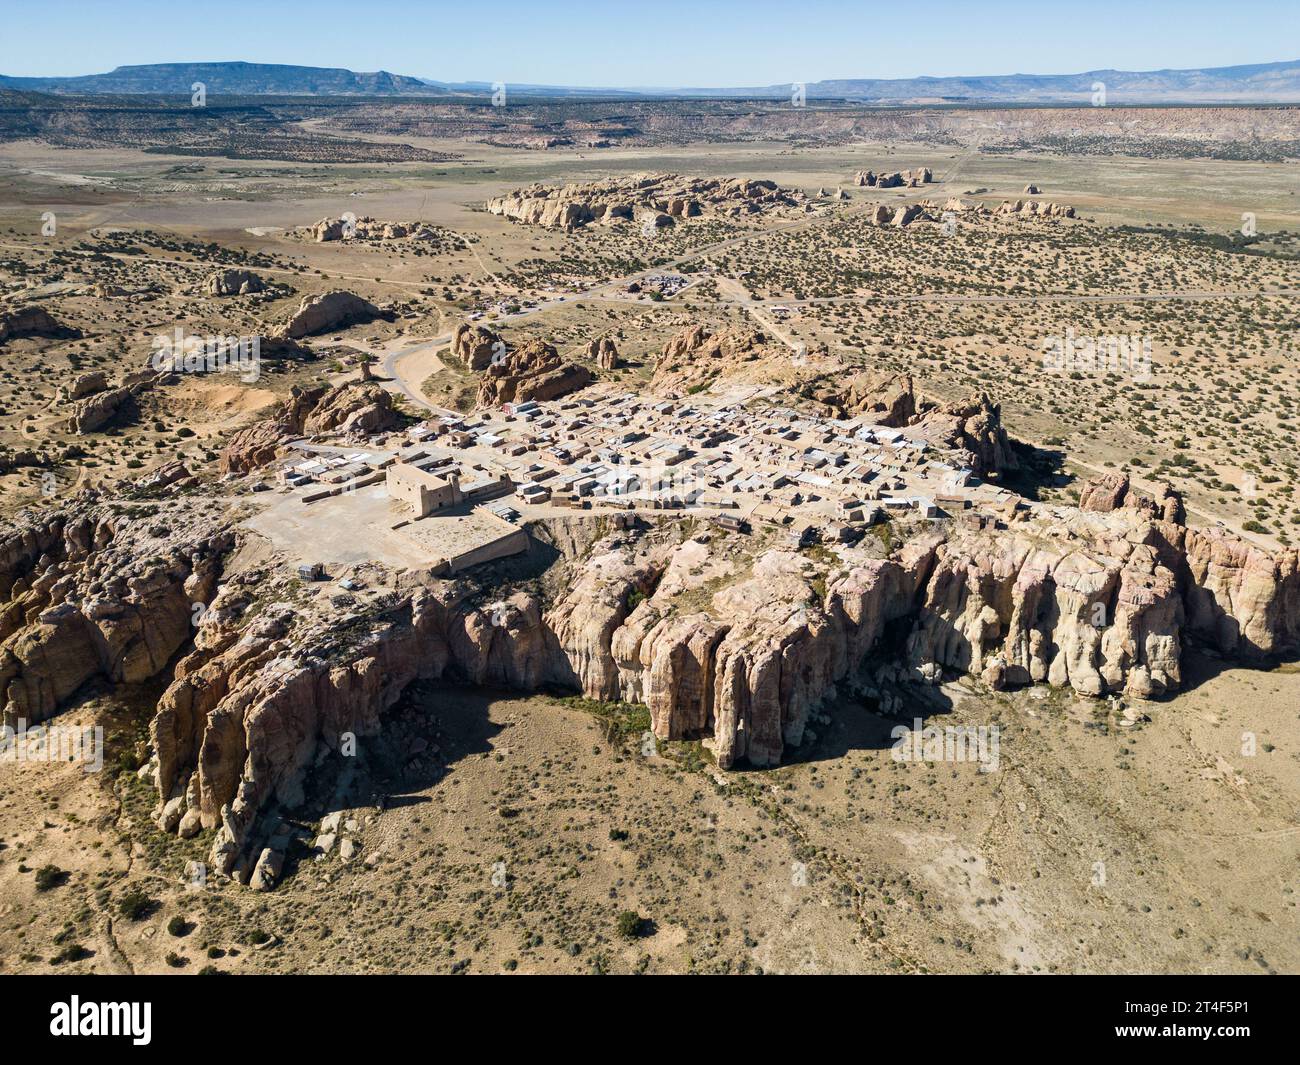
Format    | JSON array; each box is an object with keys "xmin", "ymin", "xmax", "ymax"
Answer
[
  {"xmin": 452, "ymin": 322, "xmax": 502, "ymax": 371},
  {"xmin": 476, "ymin": 339, "xmax": 593, "ymax": 407},
  {"xmin": 66, "ymin": 387, "xmax": 133, "ymax": 434},
  {"xmin": 219, "ymin": 382, "xmax": 400, "ymax": 473},
  {"xmin": 854, "ymin": 167, "xmax": 932, "ymax": 188},
  {"xmin": 8, "ymin": 474, "xmax": 1300, "ymax": 888},
  {"xmin": 997, "ymin": 199, "xmax": 1075, "ymax": 218},
  {"xmin": 487, "ymin": 173, "xmax": 805, "ymax": 231},
  {"xmin": 0, "ymin": 499, "xmax": 231, "ymax": 728},
  {"xmin": 0, "ymin": 305, "xmax": 77, "ymax": 344},
  {"xmin": 67, "ymin": 371, "xmax": 107, "ymax": 400},
  {"xmin": 276, "ymin": 291, "xmax": 389, "ymax": 339},
  {"xmin": 587, "ymin": 336, "xmax": 621, "ymax": 370},
  {"xmin": 205, "ymin": 269, "xmax": 265, "ymax": 296},
  {"xmin": 808, "ymin": 371, "xmax": 916, "ymax": 426}
]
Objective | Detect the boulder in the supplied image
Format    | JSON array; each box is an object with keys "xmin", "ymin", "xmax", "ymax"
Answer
[{"xmin": 276, "ymin": 291, "xmax": 388, "ymax": 339}]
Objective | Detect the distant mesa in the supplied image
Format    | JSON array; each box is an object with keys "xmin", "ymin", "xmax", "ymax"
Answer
[
  {"xmin": 2, "ymin": 58, "xmax": 1298, "ymax": 104},
  {"xmin": 0, "ymin": 61, "xmax": 445, "ymax": 97}
]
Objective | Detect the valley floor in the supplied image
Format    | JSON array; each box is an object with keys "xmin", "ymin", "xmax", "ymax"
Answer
[{"xmin": 3, "ymin": 657, "xmax": 1295, "ymax": 974}]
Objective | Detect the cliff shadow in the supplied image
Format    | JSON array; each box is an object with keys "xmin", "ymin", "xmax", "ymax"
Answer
[
  {"xmin": 273, "ymin": 679, "xmax": 505, "ymax": 882},
  {"xmin": 777, "ymin": 678, "xmax": 965, "ymax": 769},
  {"xmin": 1000, "ymin": 439, "xmax": 1069, "ymax": 502}
]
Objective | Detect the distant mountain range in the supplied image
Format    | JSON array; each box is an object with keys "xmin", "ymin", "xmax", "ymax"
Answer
[
  {"xmin": 0, "ymin": 62, "xmax": 445, "ymax": 97},
  {"xmin": 2, "ymin": 58, "xmax": 1299, "ymax": 103}
]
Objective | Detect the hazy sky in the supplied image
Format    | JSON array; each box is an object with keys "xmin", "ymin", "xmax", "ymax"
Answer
[{"xmin": 7, "ymin": 0, "xmax": 1298, "ymax": 85}]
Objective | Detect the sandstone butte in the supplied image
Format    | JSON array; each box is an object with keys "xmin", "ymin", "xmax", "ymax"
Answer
[{"xmin": 0, "ymin": 463, "xmax": 1297, "ymax": 885}]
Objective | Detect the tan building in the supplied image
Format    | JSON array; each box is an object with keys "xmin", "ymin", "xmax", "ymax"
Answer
[{"xmin": 387, "ymin": 463, "xmax": 462, "ymax": 517}]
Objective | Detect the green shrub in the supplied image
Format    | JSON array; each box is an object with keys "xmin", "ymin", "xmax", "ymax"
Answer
[
  {"xmin": 117, "ymin": 888, "xmax": 156, "ymax": 921},
  {"xmin": 616, "ymin": 910, "xmax": 647, "ymax": 939}
]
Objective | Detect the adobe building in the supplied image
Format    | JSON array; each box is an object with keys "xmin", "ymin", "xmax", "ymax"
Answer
[{"xmin": 387, "ymin": 463, "xmax": 462, "ymax": 517}]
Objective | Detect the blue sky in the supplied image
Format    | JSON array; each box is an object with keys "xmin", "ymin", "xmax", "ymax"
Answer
[{"xmin": 7, "ymin": 0, "xmax": 1298, "ymax": 85}]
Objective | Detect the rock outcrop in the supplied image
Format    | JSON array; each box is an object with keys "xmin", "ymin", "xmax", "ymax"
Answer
[
  {"xmin": 804, "ymin": 380, "xmax": 1014, "ymax": 476},
  {"xmin": 911, "ymin": 393, "xmax": 1019, "ymax": 477},
  {"xmin": 0, "ymin": 499, "xmax": 231, "ymax": 728},
  {"xmin": 652, "ymin": 325, "xmax": 767, "ymax": 392},
  {"xmin": 220, "ymin": 382, "xmax": 401, "ymax": 473},
  {"xmin": 205, "ymin": 269, "xmax": 266, "ymax": 296},
  {"xmin": 807, "ymin": 371, "xmax": 916, "ymax": 425},
  {"xmin": 311, "ymin": 216, "xmax": 449, "ymax": 244},
  {"xmin": 854, "ymin": 167, "xmax": 932, "ymax": 188},
  {"xmin": 997, "ymin": 199, "xmax": 1075, "ymax": 218},
  {"xmin": 67, "ymin": 371, "xmax": 108, "ymax": 401},
  {"xmin": 66, "ymin": 387, "xmax": 133, "ymax": 434},
  {"xmin": 451, "ymin": 322, "xmax": 502, "ymax": 371},
  {"xmin": 0, "ymin": 305, "xmax": 78, "ymax": 344},
  {"xmin": 587, "ymin": 336, "xmax": 621, "ymax": 370},
  {"xmin": 487, "ymin": 173, "xmax": 805, "ymax": 231},
  {"xmin": 276, "ymin": 291, "xmax": 389, "ymax": 340},
  {"xmin": 1079, "ymin": 472, "xmax": 1184, "ymax": 524},
  {"xmin": 476, "ymin": 339, "xmax": 592, "ymax": 407}
]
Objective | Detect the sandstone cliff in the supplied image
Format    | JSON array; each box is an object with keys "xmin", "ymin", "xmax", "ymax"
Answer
[
  {"xmin": 5, "ymin": 473, "xmax": 1298, "ymax": 889},
  {"xmin": 0, "ymin": 497, "xmax": 232, "ymax": 728}
]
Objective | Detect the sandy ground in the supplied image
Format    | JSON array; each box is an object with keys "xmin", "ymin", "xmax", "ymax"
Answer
[
  {"xmin": 2, "ymin": 657, "xmax": 1295, "ymax": 975},
  {"xmin": 1, "ymin": 124, "xmax": 1298, "ymax": 975}
]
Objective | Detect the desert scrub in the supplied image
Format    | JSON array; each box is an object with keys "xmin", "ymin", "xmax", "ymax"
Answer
[
  {"xmin": 117, "ymin": 888, "xmax": 156, "ymax": 921},
  {"xmin": 34, "ymin": 864, "xmax": 68, "ymax": 891},
  {"xmin": 616, "ymin": 910, "xmax": 649, "ymax": 939},
  {"xmin": 557, "ymin": 696, "xmax": 651, "ymax": 743}
]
